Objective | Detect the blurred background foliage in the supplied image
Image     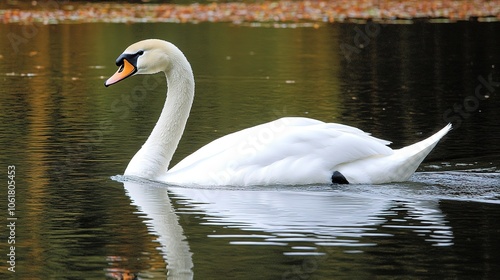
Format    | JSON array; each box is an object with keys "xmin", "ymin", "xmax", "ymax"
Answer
[{"xmin": 1, "ymin": 0, "xmax": 244, "ymax": 9}]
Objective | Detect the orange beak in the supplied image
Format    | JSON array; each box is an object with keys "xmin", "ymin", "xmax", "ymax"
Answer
[{"xmin": 104, "ymin": 58, "xmax": 137, "ymax": 87}]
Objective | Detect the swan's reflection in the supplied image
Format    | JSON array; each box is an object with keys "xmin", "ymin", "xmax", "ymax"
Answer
[
  {"xmin": 124, "ymin": 179, "xmax": 194, "ymax": 280},
  {"xmin": 121, "ymin": 176, "xmax": 455, "ymax": 278}
]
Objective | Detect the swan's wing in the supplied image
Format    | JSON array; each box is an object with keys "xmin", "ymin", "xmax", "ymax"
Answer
[
  {"xmin": 165, "ymin": 117, "xmax": 393, "ymax": 186},
  {"xmin": 170, "ymin": 117, "xmax": 324, "ymax": 171}
]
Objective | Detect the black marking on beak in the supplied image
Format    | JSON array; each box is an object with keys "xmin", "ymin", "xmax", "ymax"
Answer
[{"xmin": 116, "ymin": 50, "xmax": 144, "ymax": 67}]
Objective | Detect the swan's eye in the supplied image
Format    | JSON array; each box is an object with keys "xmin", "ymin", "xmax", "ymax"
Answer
[{"xmin": 137, "ymin": 50, "xmax": 144, "ymax": 56}]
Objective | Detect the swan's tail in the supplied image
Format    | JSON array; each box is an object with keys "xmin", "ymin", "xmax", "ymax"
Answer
[
  {"xmin": 389, "ymin": 123, "xmax": 452, "ymax": 181},
  {"xmin": 337, "ymin": 124, "xmax": 452, "ymax": 184}
]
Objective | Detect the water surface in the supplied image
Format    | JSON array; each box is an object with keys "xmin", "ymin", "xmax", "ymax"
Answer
[{"xmin": 0, "ymin": 22, "xmax": 499, "ymax": 279}]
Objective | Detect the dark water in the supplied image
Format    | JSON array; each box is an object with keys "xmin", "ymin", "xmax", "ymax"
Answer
[{"xmin": 0, "ymin": 22, "xmax": 499, "ymax": 279}]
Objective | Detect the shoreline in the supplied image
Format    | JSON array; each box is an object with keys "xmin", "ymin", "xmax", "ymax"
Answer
[{"xmin": 1, "ymin": 1, "xmax": 500, "ymax": 25}]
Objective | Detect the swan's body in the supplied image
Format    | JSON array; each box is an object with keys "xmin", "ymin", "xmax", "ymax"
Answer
[{"xmin": 105, "ymin": 39, "xmax": 451, "ymax": 186}]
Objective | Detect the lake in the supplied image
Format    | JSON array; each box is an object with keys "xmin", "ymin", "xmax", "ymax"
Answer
[{"xmin": 0, "ymin": 21, "xmax": 499, "ymax": 279}]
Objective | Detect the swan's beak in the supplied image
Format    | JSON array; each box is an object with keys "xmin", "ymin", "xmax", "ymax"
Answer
[{"xmin": 104, "ymin": 59, "xmax": 137, "ymax": 87}]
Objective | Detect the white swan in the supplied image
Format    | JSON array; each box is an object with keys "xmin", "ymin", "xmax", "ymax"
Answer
[{"xmin": 105, "ymin": 39, "xmax": 451, "ymax": 186}]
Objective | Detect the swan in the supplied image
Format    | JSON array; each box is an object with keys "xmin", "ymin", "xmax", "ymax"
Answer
[{"xmin": 105, "ymin": 39, "xmax": 451, "ymax": 186}]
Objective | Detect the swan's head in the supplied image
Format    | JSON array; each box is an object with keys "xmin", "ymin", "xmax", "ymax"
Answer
[{"xmin": 104, "ymin": 39, "xmax": 176, "ymax": 87}]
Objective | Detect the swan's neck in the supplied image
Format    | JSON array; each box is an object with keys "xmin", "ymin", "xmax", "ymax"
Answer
[{"xmin": 125, "ymin": 57, "xmax": 194, "ymax": 179}]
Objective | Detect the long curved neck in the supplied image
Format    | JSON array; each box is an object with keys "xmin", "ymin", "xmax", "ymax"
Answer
[{"xmin": 125, "ymin": 52, "xmax": 194, "ymax": 180}]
